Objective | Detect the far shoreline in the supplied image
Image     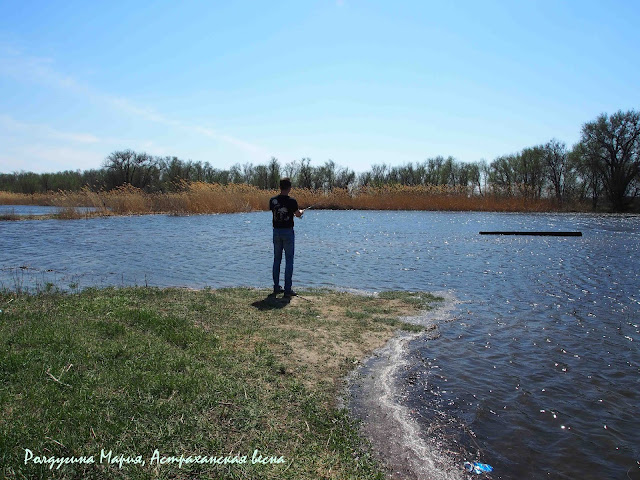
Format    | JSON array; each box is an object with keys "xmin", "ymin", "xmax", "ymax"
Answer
[{"xmin": 1, "ymin": 183, "xmax": 620, "ymax": 222}]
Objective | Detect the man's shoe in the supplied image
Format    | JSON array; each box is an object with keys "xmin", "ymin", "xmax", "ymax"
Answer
[
  {"xmin": 273, "ymin": 286, "xmax": 284, "ymax": 295},
  {"xmin": 283, "ymin": 290, "xmax": 297, "ymax": 297}
]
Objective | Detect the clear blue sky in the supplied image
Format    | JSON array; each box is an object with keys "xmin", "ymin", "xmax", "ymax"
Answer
[{"xmin": 1, "ymin": 0, "xmax": 638, "ymax": 173}]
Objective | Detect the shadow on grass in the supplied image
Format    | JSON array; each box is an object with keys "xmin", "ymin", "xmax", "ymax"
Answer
[{"xmin": 251, "ymin": 293, "xmax": 292, "ymax": 310}]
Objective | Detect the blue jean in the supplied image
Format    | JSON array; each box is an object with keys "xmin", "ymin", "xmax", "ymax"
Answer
[{"xmin": 273, "ymin": 228, "xmax": 295, "ymax": 292}]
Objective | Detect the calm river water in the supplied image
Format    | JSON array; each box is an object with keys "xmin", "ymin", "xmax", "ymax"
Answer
[{"xmin": 1, "ymin": 210, "xmax": 638, "ymax": 479}]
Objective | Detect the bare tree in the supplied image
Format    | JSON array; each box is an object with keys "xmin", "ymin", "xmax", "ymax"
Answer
[
  {"xmin": 580, "ymin": 110, "xmax": 640, "ymax": 212},
  {"xmin": 543, "ymin": 139, "xmax": 569, "ymax": 204},
  {"xmin": 104, "ymin": 150, "xmax": 155, "ymax": 190},
  {"xmin": 518, "ymin": 146, "xmax": 545, "ymax": 198},
  {"xmin": 298, "ymin": 158, "xmax": 313, "ymax": 189},
  {"xmin": 489, "ymin": 155, "xmax": 515, "ymax": 196},
  {"xmin": 283, "ymin": 160, "xmax": 299, "ymax": 181},
  {"xmin": 267, "ymin": 157, "xmax": 280, "ymax": 189}
]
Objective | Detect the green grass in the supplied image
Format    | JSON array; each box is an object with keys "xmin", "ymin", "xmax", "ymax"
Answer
[
  {"xmin": 377, "ymin": 290, "xmax": 444, "ymax": 309},
  {"xmin": 344, "ymin": 310, "xmax": 371, "ymax": 321},
  {"xmin": 0, "ymin": 287, "xmax": 439, "ymax": 479}
]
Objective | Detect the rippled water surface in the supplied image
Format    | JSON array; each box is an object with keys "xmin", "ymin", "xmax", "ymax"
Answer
[
  {"xmin": 0, "ymin": 205, "xmax": 100, "ymax": 216},
  {"xmin": 0, "ymin": 205, "xmax": 63, "ymax": 215},
  {"xmin": 1, "ymin": 210, "xmax": 639, "ymax": 478}
]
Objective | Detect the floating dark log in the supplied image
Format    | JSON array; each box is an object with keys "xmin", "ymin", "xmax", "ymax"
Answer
[{"xmin": 479, "ymin": 231, "xmax": 582, "ymax": 236}]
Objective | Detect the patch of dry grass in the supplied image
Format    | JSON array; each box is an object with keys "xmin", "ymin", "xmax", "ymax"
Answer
[{"xmin": 247, "ymin": 289, "xmax": 435, "ymax": 393}]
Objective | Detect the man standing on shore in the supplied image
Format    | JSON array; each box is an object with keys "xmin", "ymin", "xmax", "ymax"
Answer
[{"xmin": 270, "ymin": 178, "xmax": 304, "ymax": 297}]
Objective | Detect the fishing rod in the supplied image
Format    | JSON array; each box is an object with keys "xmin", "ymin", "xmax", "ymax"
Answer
[{"xmin": 300, "ymin": 203, "xmax": 322, "ymax": 218}]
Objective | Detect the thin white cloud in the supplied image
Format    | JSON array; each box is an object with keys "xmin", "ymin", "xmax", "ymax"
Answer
[
  {"xmin": 54, "ymin": 131, "xmax": 101, "ymax": 144},
  {"xmin": 0, "ymin": 113, "xmax": 176, "ymax": 172},
  {"xmin": 106, "ymin": 96, "xmax": 175, "ymax": 125},
  {"xmin": 102, "ymin": 97, "xmax": 268, "ymax": 156},
  {"xmin": 0, "ymin": 46, "xmax": 269, "ymax": 158},
  {"xmin": 0, "ymin": 47, "xmax": 88, "ymax": 94},
  {"xmin": 192, "ymin": 126, "xmax": 265, "ymax": 154},
  {"xmin": 0, "ymin": 145, "xmax": 104, "ymax": 173},
  {"xmin": 0, "ymin": 114, "xmax": 101, "ymax": 144}
]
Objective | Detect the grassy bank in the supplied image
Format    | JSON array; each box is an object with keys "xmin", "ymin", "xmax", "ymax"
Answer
[
  {"xmin": 0, "ymin": 183, "xmax": 577, "ymax": 220},
  {"xmin": 0, "ymin": 286, "xmax": 440, "ymax": 479}
]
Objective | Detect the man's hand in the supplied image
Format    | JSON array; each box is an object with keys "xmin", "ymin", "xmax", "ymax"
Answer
[{"xmin": 295, "ymin": 209, "xmax": 304, "ymax": 218}]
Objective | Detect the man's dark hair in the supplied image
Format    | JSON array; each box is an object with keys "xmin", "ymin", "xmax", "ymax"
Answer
[{"xmin": 279, "ymin": 178, "xmax": 292, "ymax": 190}]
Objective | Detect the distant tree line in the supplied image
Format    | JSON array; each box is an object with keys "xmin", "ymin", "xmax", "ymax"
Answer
[{"xmin": 1, "ymin": 109, "xmax": 638, "ymax": 211}]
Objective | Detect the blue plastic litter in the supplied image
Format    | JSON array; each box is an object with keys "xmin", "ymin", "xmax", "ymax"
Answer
[{"xmin": 464, "ymin": 461, "xmax": 493, "ymax": 474}]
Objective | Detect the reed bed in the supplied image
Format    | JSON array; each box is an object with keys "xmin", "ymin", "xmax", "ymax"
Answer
[
  {"xmin": 0, "ymin": 183, "xmax": 567, "ymax": 218},
  {"xmin": 0, "ymin": 191, "xmax": 56, "ymax": 206}
]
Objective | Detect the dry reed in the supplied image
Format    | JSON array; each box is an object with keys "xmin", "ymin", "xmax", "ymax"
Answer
[
  {"xmin": 0, "ymin": 183, "xmax": 568, "ymax": 218},
  {"xmin": 0, "ymin": 191, "xmax": 56, "ymax": 206}
]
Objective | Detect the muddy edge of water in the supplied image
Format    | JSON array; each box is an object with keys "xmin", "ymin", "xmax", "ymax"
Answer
[{"xmin": 343, "ymin": 292, "xmax": 465, "ymax": 480}]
